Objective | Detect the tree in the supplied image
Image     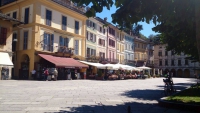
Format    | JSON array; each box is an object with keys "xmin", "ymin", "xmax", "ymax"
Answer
[{"xmin": 72, "ymin": 0, "xmax": 200, "ymax": 61}]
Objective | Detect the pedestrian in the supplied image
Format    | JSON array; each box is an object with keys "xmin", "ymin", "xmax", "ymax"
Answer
[
  {"xmin": 31, "ymin": 69, "xmax": 36, "ymax": 80},
  {"xmin": 44, "ymin": 68, "xmax": 49, "ymax": 81},
  {"xmin": 53, "ymin": 68, "xmax": 58, "ymax": 81}
]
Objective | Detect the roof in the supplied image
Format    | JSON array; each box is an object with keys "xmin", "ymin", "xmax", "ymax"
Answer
[
  {"xmin": 38, "ymin": 54, "xmax": 88, "ymax": 68},
  {"xmin": 0, "ymin": 13, "xmax": 24, "ymax": 24},
  {"xmin": 134, "ymin": 37, "xmax": 148, "ymax": 43},
  {"xmin": 51, "ymin": 0, "xmax": 86, "ymax": 15},
  {"xmin": 95, "ymin": 17, "xmax": 116, "ymax": 28}
]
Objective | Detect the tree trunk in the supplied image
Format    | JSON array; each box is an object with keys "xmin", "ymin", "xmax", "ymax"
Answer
[{"xmin": 195, "ymin": 0, "xmax": 200, "ymax": 62}]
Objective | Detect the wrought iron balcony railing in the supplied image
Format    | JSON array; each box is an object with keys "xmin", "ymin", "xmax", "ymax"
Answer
[
  {"xmin": 57, "ymin": 46, "xmax": 74, "ymax": 54},
  {"xmin": 51, "ymin": 0, "xmax": 86, "ymax": 14}
]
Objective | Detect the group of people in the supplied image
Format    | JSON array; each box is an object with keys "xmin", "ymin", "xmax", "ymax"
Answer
[{"xmin": 31, "ymin": 68, "xmax": 58, "ymax": 81}]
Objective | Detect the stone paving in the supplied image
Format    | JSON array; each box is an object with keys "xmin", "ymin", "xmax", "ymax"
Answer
[{"xmin": 0, "ymin": 78, "xmax": 197, "ymax": 113}]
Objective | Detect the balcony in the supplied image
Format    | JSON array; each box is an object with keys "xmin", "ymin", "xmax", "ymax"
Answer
[
  {"xmin": 51, "ymin": 0, "xmax": 86, "ymax": 14},
  {"xmin": 124, "ymin": 59, "xmax": 135, "ymax": 63},
  {"xmin": 0, "ymin": 0, "xmax": 17, "ymax": 6},
  {"xmin": 86, "ymin": 55, "xmax": 100, "ymax": 63},
  {"xmin": 56, "ymin": 46, "xmax": 74, "ymax": 55},
  {"xmin": 107, "ymin": 58, "xmax": 119, "ymax": 64}
]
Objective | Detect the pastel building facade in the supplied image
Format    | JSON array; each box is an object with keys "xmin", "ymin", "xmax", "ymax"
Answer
[
  {"xmin": 107, "ymin": 25, "xmax": 118, "ymax": 63},
  {"xmin": 0, "ymin": 0, "xmax": 88, "ymax": 79},
  {"xmin": 86, "ymin": 18, "xmax": 98, "ymax": 58},
  {"xmin": 124, "ymin": 33, "xmax": 134, "ymax": 66},
  {"xmin": 95, "ymin": 17, "xmax": 107, "ymax": 60},
  {"xmin": 116, "ymin": 31, "xmax": 125, "ymax": 64},
  {"xmin": 134, "ymin": 37, "xmax": 148, "ymax": 67},
  {"xmin": 154, "ymin": 44, "xmax": 200, "ymax": 77}
]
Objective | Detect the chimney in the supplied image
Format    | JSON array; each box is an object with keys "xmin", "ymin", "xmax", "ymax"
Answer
[{"xmin": 104, "ymin": 17, "xmax": 107, "ymax": 21}]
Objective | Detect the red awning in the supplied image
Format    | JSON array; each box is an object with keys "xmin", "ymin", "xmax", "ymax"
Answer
[{"xmin": 38, "ymin": 54, "xmax": 88, "ymax": 68}]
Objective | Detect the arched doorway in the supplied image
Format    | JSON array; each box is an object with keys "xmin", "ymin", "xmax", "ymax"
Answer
[
  {"xmin": 171, "ymin": 69, "xmax": 176, "ymax": 77},
  {"xmin": 164, "ymin": 69, "xmax": 169, "ymax": 75},
  {"xmin": 20, "ymin": 54, "xmax": 30, "ymax": 80},
  {"xmin": 184, "ymin": 69, "xmax": 190, "ymax": 78},
  {"xmin": 177, "ymin": 69, "xmax": 183, "ymax": 77}
]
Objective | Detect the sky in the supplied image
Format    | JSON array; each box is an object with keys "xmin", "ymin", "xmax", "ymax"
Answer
[{"xmin": 96, "ymin": 6, "xmax": 159, "ymax": 38}]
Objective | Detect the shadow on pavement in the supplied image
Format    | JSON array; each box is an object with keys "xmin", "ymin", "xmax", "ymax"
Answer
[{"xmin": 51, "ymin": 102, "xmax": 165, "ymax": 113}]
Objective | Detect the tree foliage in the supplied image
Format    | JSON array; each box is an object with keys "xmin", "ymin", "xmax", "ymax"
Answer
[{"xmin": 72, "ymin": 0, "xmax": 200, "ymax": 61}]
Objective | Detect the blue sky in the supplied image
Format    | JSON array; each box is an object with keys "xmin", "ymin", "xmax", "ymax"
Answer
[{"xmin": 96, "ymin": 6, "xmax": 159, "ymax": 38}]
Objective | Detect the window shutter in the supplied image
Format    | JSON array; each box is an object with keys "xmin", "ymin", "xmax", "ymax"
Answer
[
  {"xmin": 51, "ymin": 34, "xmax": 54, "ymax": 52},
  {"xmin": 90, "ymin": 21, "xmax": 92, "ymax": 27},
  {"xmin": 94, "ymin": 50, "xmax": 96, "ymax": 56},
  {"xmin": 43, "ymin": 33, "xmax": 47, "ymax": 50},
  {"xmin": 13, "ymin": 12, "xmax": 17, "ymax": 19},
  {"xmin": 94, "ymin": 35, "xmax": 96, "ymax": 42},
  {"xmin": 90, "ymin": 33, "xmax": 93, "ymax": 40},
  {"xmin": 65, "ymin": 38, "xmax": 69, "ymax": 47},
  {"xmin": 87, "ymin": 31, "xmax": 89, "ymax": 40},
  {"xmin": 99, "ymin": 38, "xmax": 101, "ymax": 45},
  {"xmin": 59, "ymin": 36, "xmax": 63, "ymax": 46},
  {"xmin": 86, "ymin": 20, "xmax": 89, "ymax": 26},
  {"xmin": 3, "ymin": 28, "xmax": 7, "ymax": 45}
]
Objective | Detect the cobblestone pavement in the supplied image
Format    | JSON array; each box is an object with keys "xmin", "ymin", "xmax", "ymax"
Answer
[{"xmin": 0, "ymin": 78, "xmax": 197, "ymax": 113}]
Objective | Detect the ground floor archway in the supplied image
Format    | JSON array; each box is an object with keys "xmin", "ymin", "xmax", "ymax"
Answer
[
  {"xmin": 164, "ymin": 69, "xmax": 169, "ymax": 75},
  {"xmin": 171, "ymin": 69, "xmax": 176, "ymax": 77},
  {"xmin": 177, "ymin": 69, "xmax": 183, "ymax": 77},
  {"xmin": 19, "ymin": 54, "xmax": 30, "ymax": 80},
  {"xmin": 184, "ymin": 69, "xmax": 190, "ymax": 78}
]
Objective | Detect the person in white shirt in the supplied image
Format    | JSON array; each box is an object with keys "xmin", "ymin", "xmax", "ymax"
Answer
[{"xmin": 31, "ymin": 69, "xmax": 36, "ymax": 80}]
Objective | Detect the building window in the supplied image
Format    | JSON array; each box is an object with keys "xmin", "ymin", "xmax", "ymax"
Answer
[
  {"xmin": 165, "ymin": 59, "xmax": 168, "ymax": 66},
  {"xmin": 46, "ymin": 9, "xmax": 52, "ymax": 26},
  {"xmin": 99, "ymin": 26, "xmax": 102, "ymax": 32},
  {"xmin": 13, "ymin": 11, "xmax": 17, "ymax": 19},
  {"xmin": 59, "ymin": 36, "xmax": 69, "ymax": 47},
  {"xmin": 24, "ymin": 7, "xmax": 29, "ymax": 24},
  {"xmin": 43, "ymin": 32, "xmax": 54, "ymax": 51},
  {"xmin": 12, "ymin": 33, "xmax": 17, "ymax": 51},
  {"xmin": 159, "ymin": 60, "xmax": 162, "ymax": 66},
  {"xmin": 103, "ymin": 28, "xmax": 105, "ymax": 34},
  {"xmin": 23, "ymin": 31, "xmax": 28, "ymax": 50},
  {"xmin": 87, "ymin": 48, "xmax": 90, "ymax": 57},
  {"xmin": 165, "ymin": 51, "xmax": 168, "ymax": 56},
  {"xmin": 171, "ymin": 59, "xmax": 174, "ymax": 66},
  {"xmin": 91, "ymin": 49, "xmax": 96, "ymax": 56},
  {"xmin": 75, "ymin": 21, "xmax": 79, "ymax": 34},
  {"xmin": 109, "ymin": 27, "xmax": 115, "ymax": 36},
  {"xmin": 158, "ymin": 51, "xmax": 162, "ymax": 57},
  {"xmin": 178, "ymin": 59, "xmax": 181, "ymax": 66},
  {"xmin": 62, "ymin": 16, "xmax": 67, "ymax": 30},
  {"xmin": 99, "ymin": 38, "xmax": 105, "ymax": 46},
  {"xmin": 74, "ymin": 40, "xmax": 79, "ymax": 55},
  {"xmin": 185, "ymin": 59, "xmax": 188, "ymax": 65},
  {"xmin": 86, "ymin": 48, "xmax": 96, "ymax": 57},
  {"xmin": 109, "ymin": 39, "xmax": 115, "ymax": 47},
  {"xmin": 99, "ymin": 52, "xmax": 105, "ymax": 58},
  {"xmin": 0, "ymin": 27, "xmax": 7, "ymax": 45}
]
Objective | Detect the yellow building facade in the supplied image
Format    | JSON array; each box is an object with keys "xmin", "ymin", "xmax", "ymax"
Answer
[
  {"xmin": 0, "ymin": 0, "xmax": 87, "ymax": 79},
  {"xmin": 134, "ymin": 37, "xmax": 148, "ymax": 67}
]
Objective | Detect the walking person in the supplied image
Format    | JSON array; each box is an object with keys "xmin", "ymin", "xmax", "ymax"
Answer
[
  {"xmin": 44, "ymin": 68, "xmax": 49, "ymax": 81},
  {"xmin": 31, "ymin": 69, "xmax": 36, "ymax": 80},
  {"xmin": 53, "ymin": 68, "xmax": 58, "ymax": 81}
]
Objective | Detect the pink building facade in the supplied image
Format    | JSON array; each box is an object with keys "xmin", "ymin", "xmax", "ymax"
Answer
[{"xmin": 107, "ymin": 25, "xmax": 117, "ymax": 63}]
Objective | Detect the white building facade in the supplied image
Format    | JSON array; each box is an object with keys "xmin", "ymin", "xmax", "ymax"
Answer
[{"xmin": 154, "ymin": 44, "xmax": 200, "ymax": 77}]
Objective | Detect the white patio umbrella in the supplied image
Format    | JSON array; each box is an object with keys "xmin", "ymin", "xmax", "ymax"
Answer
[{"xmin": 137, "ymin": 66, "xmax": 151, "ymax": 70}]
